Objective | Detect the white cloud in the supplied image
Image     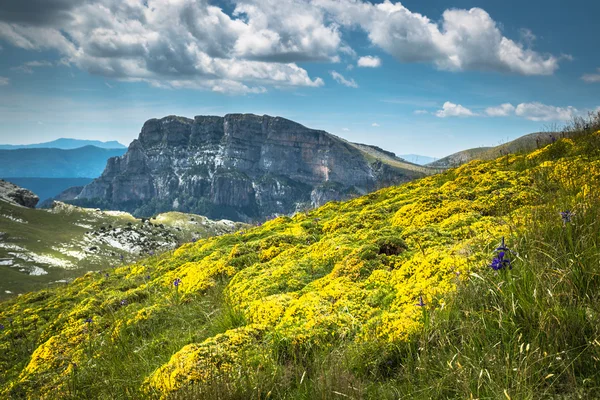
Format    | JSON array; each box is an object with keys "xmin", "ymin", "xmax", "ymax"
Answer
[
  {"xmin": 11, "ymin": 60, "xmax": 54, "ymax": 73},
  {"xmin": 515, "ymin": 102, "xmax": 578, "ymax": 121},
  {"xmin": 0, "ymin": 76, "xmax": 9, "ymax": 86},
  {"xmin": 330, "ymin": 71, "xmax": 358, "ymax": 88},
  {"xmin": 317, "ymin": 1, "xmax": 560, "ymax": 75},
  {"xmin": 357, "ymin": 55, "xmax": 381, "ymax": 68},
  {"xmin": 371, "ymin": 122, "xmax": 380, "ymax": 127},
  {"xmin": 342, "ymin": 127, "xmax": 349, "ymax": 131},
  {"xmin": 414, "ymin": 110, "xmax": 428, "ymax": 115},
  {"xmin": 582, "ymin": 69, "xmax": 600, "ymax": 83},
  {"xmin": 485, "ymin": 103, "xmax": 515, "ymax": 117},
  {"xmin": 0, "ymin": 0, "xmax": 563, "ymax": 94},
  {"xmin": 435, "ymin": 102, "xmax": 476, "ymax": 118},
  {"xmin": 0, "ymin": 0, "xmax": 328, "ymax": 93}
]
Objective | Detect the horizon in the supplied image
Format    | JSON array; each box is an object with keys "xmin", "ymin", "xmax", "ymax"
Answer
[{"xmin": 0, "ymin": 0, "xmax": 598, "ymax": 158}]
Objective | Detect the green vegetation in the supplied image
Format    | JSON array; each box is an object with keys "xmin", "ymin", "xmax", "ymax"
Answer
[
  {"xmin": 1, "ymin": 115, "xmax": 600, "ymax": 399},
  {"xmin": 0, "ymin": 202, "xmax": 245, "ymax": 300}
]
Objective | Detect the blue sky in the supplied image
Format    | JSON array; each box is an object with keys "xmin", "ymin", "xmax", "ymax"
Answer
[{"xmin": 0, "ymin": 0, "xmax": 598, "ymax": 158}]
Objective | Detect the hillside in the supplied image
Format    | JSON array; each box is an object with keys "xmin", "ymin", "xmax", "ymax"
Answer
[
  {"xmin": 427, "ymin": 131, "xmax": 559, "ymax": 168},
  {"xmin": 73, "ymin": 114, "xmax": 429, "ymax": 221},
  {"xmin": 1, "ymin": 118, "xmax": 599, "ymax": 398},
  {"xmin": 0, "ymin": 138, "xmax": 126, "ymax": 150},
  {"xmin": 0, "ymin": 200, "xmax": 246, "ymax": 300},
  {"xmin": 0, "ymin": 146, "xmax": 127, "ymax": 178}
]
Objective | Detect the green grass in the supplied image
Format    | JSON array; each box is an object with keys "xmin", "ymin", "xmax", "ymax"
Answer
[{"xmin": 1, "ymin": 114, "xmax": 600, "ymax": 399}]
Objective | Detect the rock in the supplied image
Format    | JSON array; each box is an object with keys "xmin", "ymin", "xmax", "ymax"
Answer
[
  {"xmin": 0, "ymin": 180, "xmax": 39, "ymax": 208},
  {"xmin": 76, "ymin": 114, "xmax": 426, "ymax": 221}
]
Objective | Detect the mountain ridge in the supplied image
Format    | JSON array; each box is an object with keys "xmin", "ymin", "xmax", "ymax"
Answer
[
  {"xmin": 0, "ymin": 138, "xmax": 126, "ymax": 150},
  {"xmin": 74, "ymin": 113, "xmax": 432, "ymax": 221}
]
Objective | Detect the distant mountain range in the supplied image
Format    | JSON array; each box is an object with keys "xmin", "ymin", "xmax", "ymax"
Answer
[
  {"xmin": 0, "ymin": 138, "xmax": 126, "ymax": 150},
  {"xmin": 398, "ymin": 154, "xmax": 437, "ymax": 165},
  {"xmin": 0, "ymin": 146, "xmax": 127, "ymax": 178}
]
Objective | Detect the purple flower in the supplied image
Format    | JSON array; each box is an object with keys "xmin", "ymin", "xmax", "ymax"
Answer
[
  {"xmin": 490, "ymin": 251, "xmax": 512, "ymax": 271},
  {"xmin": 0, "ymin": 324, "xmax": 4, "ymax": 330},
  {"xmin": 120, "ymin": 299, "xmax": 127, "ymax": 306},
  {"xmin": 149, "ymin": 250, "xmax": 155, "ymax": 256},
  {"xmin": 104, "ymin": 273, "xmax": 109, "ymax": 278},
  {"xmin": 415, "ymin": 295, "xmax": 426, "ymax": 307},
  {"xmin": 173, "ymin": 278, "xmax": 182, "ymax": 287},
  {"xmin": 85, "ymin": 317, "xmax": 93, "ymax": 324},
  {"xmin": 490, "ymin": 237, "xmax": 513, "ymax": 271},
  {"xmin": 146, "ymin": 275, "xmax": 151, "ymax": 280},
  {"xmin": 560, "ymin": 210, "xmax": 574, "ymax": 225}
]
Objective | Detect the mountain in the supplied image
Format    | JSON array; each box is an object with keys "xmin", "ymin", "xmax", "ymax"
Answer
[
  {"xmin": 0, "ymin": 138, "xmax": 126, "ymax": 150},
  {"xmin": 398, "ymin": 153, "xmax": 437, "ymax": 165},
  {"xmin": 427, "ymin": 131, "xmax": 558, "ymax": 168},
  {"xmin": 0, "ymin": 146, "xmax": 127, "ymax": 178},
  {"xmin": 74, "ymin": 114, "xmax": 432, "ymax": 221},
  {"xmin": 0, "ymin": 199, "xmax": 247, "ymax": 299},
  {"xmin": 4, "ymin": 178, "xmax": 94, "ymax": 205},
  {"xmin": 1, "ymin": 120, "xmax": 599, "ymax": 398}
]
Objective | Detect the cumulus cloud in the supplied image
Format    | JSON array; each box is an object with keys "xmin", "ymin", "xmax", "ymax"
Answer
[
  {"xmin": 0, "ymin": 0, "xmax": 563, "ymax": 93},
  {"xmin": 371, "ymin": 122, "xmax": 380, "ymax": 127},
  {"xmin": 485, "ymin": 103, "xmax": 516, "ymax": 117},
  {"xmin": 515, "ymin": 102, "xmax": 578, "ymax": 121},
  {"xmin": 357, "ymin": 55, "xmax": 381, "ymax": 68},
  {"xmin": 316, "ymin": 0, "xmax": 560, "ymax": 75},
  {"xmin": 330, "ymin": 71, "xmax": 358, "ymax": 88},
  {"xmin": 582, "ymin": 69, "xmax": 600, "ymax": 83},
  {"xmin": 342, "ymin": 127, "xmax": 350, "ymax": 131},
  {"xmin": 0, "ymin": 0, "xmax": 328, "ymax": 93},
  {"xmin": 0, "ymin": 76, "xmax": 9, "ymax": 86},
  {"xmin": 435, "ymin": 102, "xmax": 476, "ymax": 118}
]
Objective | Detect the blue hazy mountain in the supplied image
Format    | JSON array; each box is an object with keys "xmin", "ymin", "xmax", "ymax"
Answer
[
  {"xmin": 398, "ymin": 154, "xmax": 437, "ymax": 165},
  {"xmin": 0, "ymin": 138, "xmax": 126, "ymax": 150},
  {"xmin": 0, "ymin": 146, "xmax": 127, "ymax": 178}
]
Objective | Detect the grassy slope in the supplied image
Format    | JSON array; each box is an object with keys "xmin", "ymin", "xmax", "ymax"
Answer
[
  {"xmin": 1, "ymin": 127, "xmax": 599, "ymax": 399},
  {"xmin": 428, "ymin": 131, "xmax": 559, "ymax": 169},
  {"xmin": 0, "ymin": 202, "xmax": 246, "ymax": 300},
  {"xmin": 348, "ymin": 142, "xmax": 435, "ymax": 175}
]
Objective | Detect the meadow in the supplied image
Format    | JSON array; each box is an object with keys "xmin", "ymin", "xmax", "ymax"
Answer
[{"xmin": 1, "ymin": 113, "xmax": 599, "ymax": 399}]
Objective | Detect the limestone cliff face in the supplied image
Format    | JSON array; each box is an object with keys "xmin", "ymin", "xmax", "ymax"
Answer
[{"xmin": 77, "ymin": 114, "xmax": 424, "ymax": 221}]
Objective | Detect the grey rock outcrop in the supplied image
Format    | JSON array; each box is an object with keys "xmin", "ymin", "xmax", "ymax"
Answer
[
  {"xmin": 0, "ymin": 180, "xmax": 39, "ymax": 208},
  {"xmin": 76, "ymin": 114, "xmax": 426, "ymax": 221}
]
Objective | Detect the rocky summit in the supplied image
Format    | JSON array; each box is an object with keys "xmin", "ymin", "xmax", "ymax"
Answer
[{"xmin": 74, "ymin": 114, "xmax": 427, "ymax": 221}]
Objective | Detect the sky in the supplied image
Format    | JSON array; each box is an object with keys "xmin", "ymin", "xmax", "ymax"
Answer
[{"xmin": 0, "ymin": 0, "xmax": 598, "ymax": 158}]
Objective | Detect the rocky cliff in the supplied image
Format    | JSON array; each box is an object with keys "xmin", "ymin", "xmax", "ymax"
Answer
[
  {"xmin": 76, "ymin": 114, "xmax": 428, "ymax": 221},
  {"xmin": 0, "ymin": 180, "xmax": 39, "ymax": 208}
]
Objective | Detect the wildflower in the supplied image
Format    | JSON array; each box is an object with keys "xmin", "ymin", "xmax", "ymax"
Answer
[
  {"xmin": 415, "ymin": 295, "xmax": 426, "ymax": 307},
  {"xmin": 490, "ymin": 251, "xmax": 512, "ymax": 271},
  {"xmin": 85, "ymin": 317, "xmax": 93, "ymax": 324},
  {"xmin": 120, "ymin": 299, "xmax": 127, "ymax": 306},
  {"xmin": 173, "ymin": 278, "xmax": 182, "ymax": 287},
  {"xmin": 120, "ymin": 255, "xmax": 124, "ymax": 260},
  {"xmin": 495, "ymin": 237, "xmax": 509, "ymax": 252},
  {"xmin": 560, "ymin": 210, "xmax": 574, "ymax": 225},
  {"xmin": 0, "ymin": 324, "xmax": 4, "ymax": 330},
  {"xmin": 105, "ymin": 273, "xmax": 109, "ymax": 278},
  {"xmin": 149, "ymin": 250, "xmax": 155, "ymax": 256},
  {"xmin": 146, "ymin": 275, "xmax": 151, "ymax": 280}
]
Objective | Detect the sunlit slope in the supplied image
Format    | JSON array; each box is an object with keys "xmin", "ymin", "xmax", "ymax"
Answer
[
  {"xmin": 1, "ymin": 130, "xmax": 599, "ymax": 398},
  {"xmin": 0, "ymin": 201, "xmax": 245, "ymax": 299}
]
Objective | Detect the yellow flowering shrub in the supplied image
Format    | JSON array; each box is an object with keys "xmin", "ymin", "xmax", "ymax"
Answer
[{"xmin": 3, "ymin": 134, "xmax": 600, "ymax": 398}]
